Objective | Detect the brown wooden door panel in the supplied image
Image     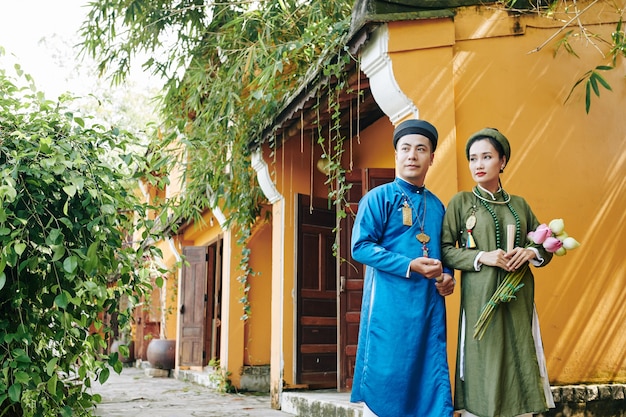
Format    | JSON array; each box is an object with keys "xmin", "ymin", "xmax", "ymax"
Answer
[
  {"xmin": 206, "ymin": 242, "xmax": 221, "ymax": 361},
  {"xmin": 338, "ymin": 168, "xmax": 394, "ymax": 390},
  {"xmin": 179, "ymin": 246, "xmax": 208, "ymax": 367},
  {"xmin": 297, "ymin": 194, "xmax": 337, "ymax": 389}
]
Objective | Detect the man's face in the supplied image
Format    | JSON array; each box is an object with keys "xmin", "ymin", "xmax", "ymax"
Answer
[{"xmin": 394, "ymin": 134, "xmax": 434, "ymax": 186}]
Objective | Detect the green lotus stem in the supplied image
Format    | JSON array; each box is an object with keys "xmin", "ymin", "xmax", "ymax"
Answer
[{"xmin": 473, "ymin": 264, "xmax": 530, "ymax": 340}]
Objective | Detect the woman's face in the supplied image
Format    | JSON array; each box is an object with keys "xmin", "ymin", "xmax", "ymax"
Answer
[{"xmin": 468, "ymin": 139, "xmax": 506, "ymax": 192}]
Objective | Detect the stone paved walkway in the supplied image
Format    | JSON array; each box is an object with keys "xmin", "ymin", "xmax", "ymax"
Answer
[{"xmin": 90, "ymin": 367, "xmax": 294, "ymax": 417}]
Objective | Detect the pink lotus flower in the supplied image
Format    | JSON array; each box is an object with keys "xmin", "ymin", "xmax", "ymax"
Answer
[
  {"xmin": 530, "ymin": 224, "xmax": 552, "ymax": 244},
  {"xmin": 543, "ymin": 236, "xmax": 563, "ymax": 253},
  {"xmin": 474, "ymin": 217, "xmax": 581, "ymax": 339}
]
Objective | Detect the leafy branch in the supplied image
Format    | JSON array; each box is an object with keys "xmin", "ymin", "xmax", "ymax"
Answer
[
  {"xmin": 79, "ymin": 0, "xmax": 354, "ymax": 320},
  {"xmin": 516, "ymin": 0, "xmax": 625, "ymax": 113}
]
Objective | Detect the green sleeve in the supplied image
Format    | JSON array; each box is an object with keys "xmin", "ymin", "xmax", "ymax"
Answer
[{"xmin": 442, "ymin": 193, "xmax": 481, "ymax": 271}]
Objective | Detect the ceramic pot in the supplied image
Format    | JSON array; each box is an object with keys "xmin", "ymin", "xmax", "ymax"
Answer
[{"xmin": 146, "ymin": 339, "xmax": 176, "ymax": 369}]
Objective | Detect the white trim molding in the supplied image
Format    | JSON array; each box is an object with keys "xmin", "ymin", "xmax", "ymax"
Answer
[
  {"xmin": 251, "ymin": 149, "xmax": 282, "ymax": 204},
  {"xmin": 361, "ymin": 24, "xmax": 419, "ymax": 124}
]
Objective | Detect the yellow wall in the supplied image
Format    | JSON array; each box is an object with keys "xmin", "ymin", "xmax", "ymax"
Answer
[
  {"xmin": 244, "ymin": 215, "xmax": 273, "ymax": 366},
  {"xmin": 155, "ymin": 239, "xmax": 179, "ymax": 341},
  {"xmin": 383, "ymin": 2, "xmax": 625, "ymax": 384}
]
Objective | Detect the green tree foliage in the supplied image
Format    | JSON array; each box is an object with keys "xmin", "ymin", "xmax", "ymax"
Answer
[
  {"xmin": 79, "ymin": 0, "xmax": 353, "ymax": 228},
  {"xmin": 0, "ymin": 64, "xmax": 168, "ymax": 416},
  {"xmin": 79, "ymin": 0, "xmax": 354, "ymax": 318}
]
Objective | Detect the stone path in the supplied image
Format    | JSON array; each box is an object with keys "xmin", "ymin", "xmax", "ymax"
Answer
[{"xmin": 90, "ymin": 367, "xmax": 294, "ymax": 417}]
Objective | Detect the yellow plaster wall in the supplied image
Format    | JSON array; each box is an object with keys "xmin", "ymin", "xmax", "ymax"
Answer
[
  {"xmin": 155, "ymin": 239, "xmax": 179, "ymax": 341},
  {"xmin": 385, "ymin": 2, "xmax": 626, "ymax": 384},
  {"xmin": 244, "ymin": 216, "xmax": 273, "ymax": 366},
  {"xmin": 225, "ymin": 232, "xmax": 245, "ymax": 387}
]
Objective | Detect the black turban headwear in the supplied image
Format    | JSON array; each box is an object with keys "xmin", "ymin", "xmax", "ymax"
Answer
[{"xmin": 392, "ymin": 119, "xmax": 438, "ymax": 151}]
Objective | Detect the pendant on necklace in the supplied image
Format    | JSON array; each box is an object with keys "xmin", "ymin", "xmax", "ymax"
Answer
[
  {"xmin": 465, "ymin": 213, "xmax": 477, "ymax": 249},
  {"xmin": 466, "ymin": 215, "xmax": 476, "ymax": 230},
  {"xmin": 416, "ymin": 232, "xmax": 430, "ymax": 244},
  {"xmin": 416, "ymin": 233, "xmax": 430, "ymax": 257},
  {"xmin": 402, "ymin": 202, "xmax": 412, "ymax": 226}
]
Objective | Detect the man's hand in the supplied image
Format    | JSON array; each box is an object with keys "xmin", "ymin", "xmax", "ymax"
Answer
[
  {"xmin": 435, "ymin": 273, "xmax": 455, "ymax": 297},
  {"xmin": 410, "ymin": 257, "xmax": 443, "ymax": 279}
]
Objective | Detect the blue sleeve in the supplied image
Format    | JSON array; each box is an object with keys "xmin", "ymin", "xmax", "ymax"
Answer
[{"xmin": 351, "ymin": 189, "xmax": 413, "ymax": 278}]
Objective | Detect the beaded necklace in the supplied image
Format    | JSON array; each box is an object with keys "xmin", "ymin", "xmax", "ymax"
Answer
[{"xmin": 473, "ymin": 186, "xmax": 521, "ymax": 250}]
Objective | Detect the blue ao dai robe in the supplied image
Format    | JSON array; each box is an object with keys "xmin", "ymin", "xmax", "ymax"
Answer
[{"xmin": 350, "ymin": 178, "xmax": 453, "ymax": 417}]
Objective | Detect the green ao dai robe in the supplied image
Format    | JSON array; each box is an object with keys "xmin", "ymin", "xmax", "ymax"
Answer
[{"xmin": 442, "ymin": 189, "xmax": 554, "ymax": 417}]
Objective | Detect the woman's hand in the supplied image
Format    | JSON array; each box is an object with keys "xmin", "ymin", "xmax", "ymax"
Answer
[
  {"xmin": 479, "ymin": 248, "xmax": 535, "ymax": 271},
  {"xmin": 504, "ymin": 247, "xmax": 535, "ymax": 271},
  {"xmin": 478, "ymin": 249, "xmax": 511, "ymax": 271}
]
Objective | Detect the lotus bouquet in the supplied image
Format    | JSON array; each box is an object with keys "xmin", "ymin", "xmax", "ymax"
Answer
[{"xmin": 473, "ymin": 218, "xmax": 580, "ymax": 340}]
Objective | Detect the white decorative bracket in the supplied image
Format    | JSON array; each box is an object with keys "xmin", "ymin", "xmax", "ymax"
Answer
[
  {"xmin": 361, "ymin": 25, "xmax": 419, "ymax": 123},
  {"xmin": 205, "ymin": 185, "xmax": 228, "ymax": 230},
  {"xmin": 252, "ymin": 149, "xmax": 282, "ymax": 204}
]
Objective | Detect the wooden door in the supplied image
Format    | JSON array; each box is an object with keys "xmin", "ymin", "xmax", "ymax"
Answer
[
  {"xmin": 133, "ymin": 301, "xmax": 160, "ymax": 360},
  {"xmin": 297, "ymin": 194, "xmax": 337, "ymax": 388},
  {"xmin": 338, "ymin": 168, "xmax": 395, "ymax": 390},
  {"xmin": 206, "ymin": 240, "xmax": 221, "ymax": 361},
  {"xmin": 179, "ymin": 246, "xmax": 209, "ymax": 367}
]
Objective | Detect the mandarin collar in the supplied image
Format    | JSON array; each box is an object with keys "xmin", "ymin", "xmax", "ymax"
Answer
[
  {"xmin": 395, "ymin": 177, "xmax": 425, "ymax": 194},
  {"xmin": 476, "ymin": 184, "xmax": 505, "ymax": 201}
]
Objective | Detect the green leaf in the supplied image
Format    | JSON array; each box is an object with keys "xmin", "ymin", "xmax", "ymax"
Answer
[
  {"xmin": 47, "ymin": 228, "xmax": 63, "ymax": 245},
  {"xmin": 590, "ymin": 74, "xmax": 600, "ymax": 96},
  {"xmin": 54, "ymin": 292, "xmax": 69, "ymax": 309},
  {"xmin": 46, "ymin": 357, "xmax": 59, "ymax": 376},
  {"xmin": 0, "ymin": 273, "xmax": 5, "ymax": 291},
  {"xmin": 63, "ymin": 256, "xmax": 78, "ymax": 273},
  {"xmin": 47, "ymin": 373, "xmax": 58, "ymax": 396},
  {"xmin": 593, "ymin": 71, "xmax": 612, "ymax": 91},
  {"xmin": 8, "ymin": 383, "xmax": 21, "ymax": 402},
  {"xmin": 60, "ymin": 406, "xmax": 73, "ymax": 417},
  {"xmin": 52, "ymin": 245, "xmax": 66, "ymax": 262},
  {"xmin": 99, "ymin": 366, "xmax": 110, "ymax": 384},
  {"xmin": 63, "ymin": 184, "xmax": 77, "ymax": 197},
  {"xmin": 0, "ymin": 183, "xmax": 17, "ymax": 202},
  {"xmin": 14, "ymin": 371, "xmax": 30, "ymax": 384},
  {"xmin": 14, "ymin": 242, "xmax": 26, "ymax": 256},
  {"xmin": 14, "ymin": 350, "xmax": 31, "ymax": 363}
]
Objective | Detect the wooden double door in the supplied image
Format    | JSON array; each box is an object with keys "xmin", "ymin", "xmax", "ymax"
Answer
[{"xmin": 296, "ymin": 168, "xmax": 394, "ymax": 390}]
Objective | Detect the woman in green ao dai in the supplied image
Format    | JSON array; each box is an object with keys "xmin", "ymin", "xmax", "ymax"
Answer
[{"xmin": 442, "ymin": 128, "xmax": 555, "ymax": 417}]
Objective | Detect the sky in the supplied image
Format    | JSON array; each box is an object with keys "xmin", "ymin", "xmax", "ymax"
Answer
[
  {"xmin": 0, "ymin": 0, "xmax": 158, "ymax": 99},
  {"xmin": 0, "ymin": 0, "xmax": 92, "ymax": 97},
  {"xmin": 0, "ymin": 0, "xmax": 161, "ymax": 131}
]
